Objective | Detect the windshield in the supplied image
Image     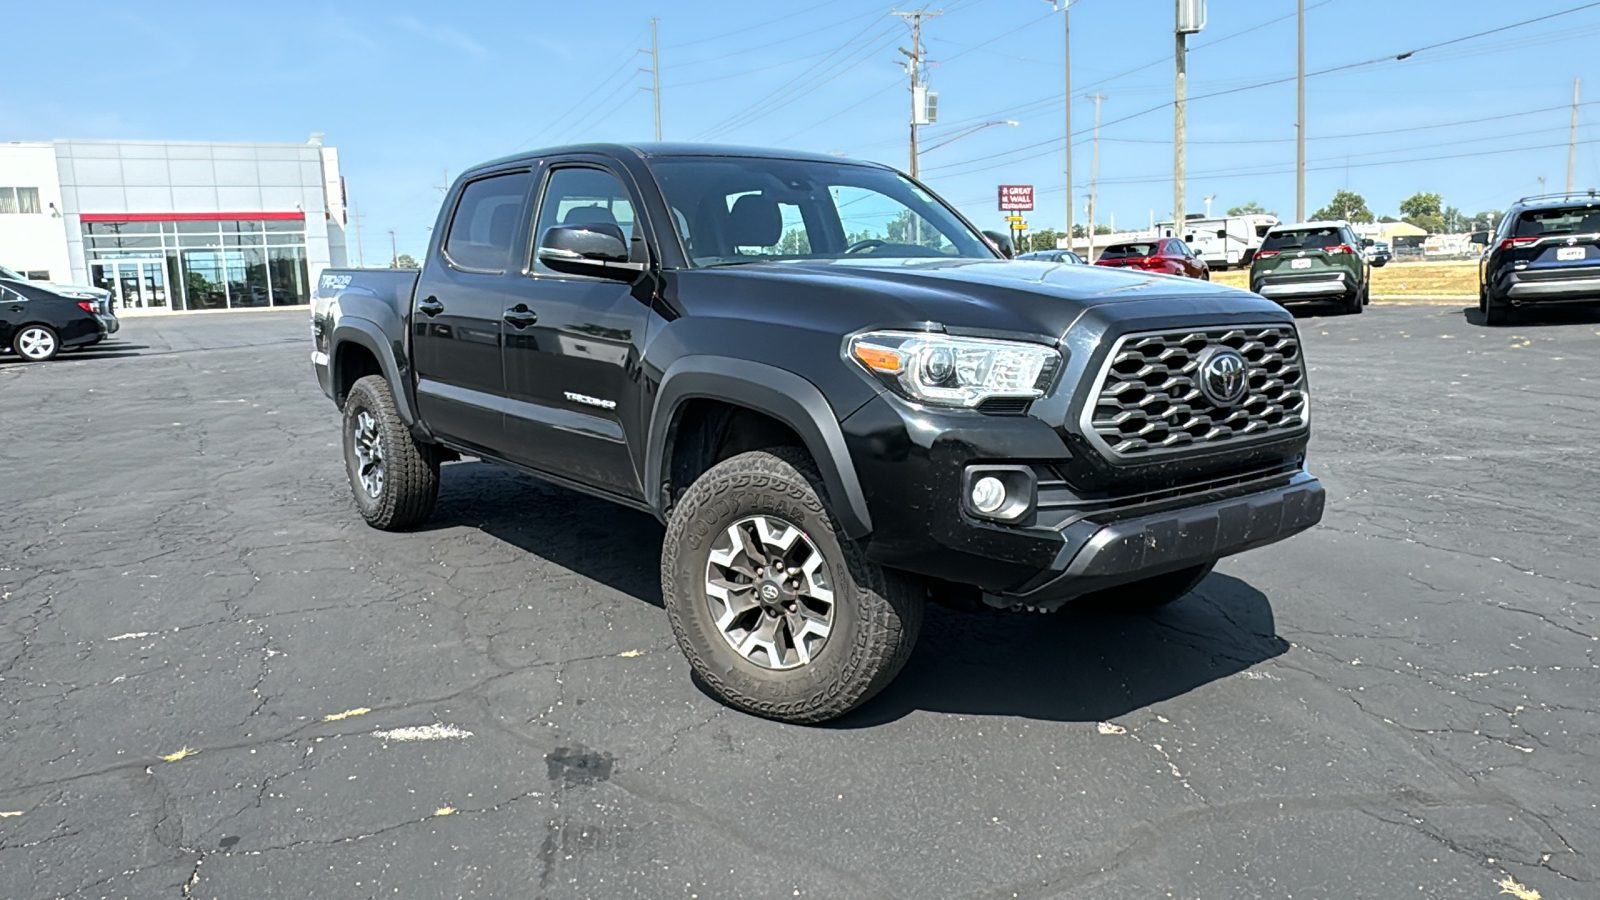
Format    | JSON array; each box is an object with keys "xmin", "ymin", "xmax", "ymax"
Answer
[
  {"xmin": 648, "ymin": 157, "xmax": 995, "ymax": 266},
  {"xmin": 1261, "ymin": 228, "xmax": 1343, "ymax": 252}
]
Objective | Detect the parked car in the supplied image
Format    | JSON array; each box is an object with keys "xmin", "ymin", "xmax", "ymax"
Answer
[
  {"xmin": 0, "ymin": 263, "xmax": 118, "ymax": 336},
  {"xmin": 1367, "ymin": 242, "xmax": 1393, "ymax": 266},
  {"xmin": 1249, "ymin": 221, "xmax": 1371, "ymax": 314},
  {"xmin": 1, "ymin": 279, "xmax": 109, "ymax": 361},
  {"xmin": 1093, "ymin": 238, "xmax": 1210, "ymax": 279},
  {"xmin": 1157, "ymin": 213, "xmax": 1280, "ymax": 269},
  {"xmin": 311, "ymin": 142, "xmax": 1324, "ymax": 724},
  {"xmin": 1475, "ymin": 192, "xmax": 1600, "ymax": 326},
  {"xmin": 1017, "ymin": 248, "xmax": 1085, "ymax": 264}
]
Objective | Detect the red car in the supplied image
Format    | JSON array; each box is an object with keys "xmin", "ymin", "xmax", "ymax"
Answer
[{"xmin": 1093, "ymin": 238, "xmax": 1211, "ymax": 279}]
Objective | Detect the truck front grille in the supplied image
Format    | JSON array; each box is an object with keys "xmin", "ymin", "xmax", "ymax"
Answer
[{"xmin": 1087, "ymin": 325, "xmax": 1307, "ymax": 457}]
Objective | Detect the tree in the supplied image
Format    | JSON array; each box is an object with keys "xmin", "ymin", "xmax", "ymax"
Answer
[
  {"xmin": 1071, "ymin": 223, "xmax": 1114, "ymax": 238},
  {"xmin": 391, "ymin": 253, "xmax": 419, "ymax": 269},
  {"xmin": 776, "ymin": 227, "xmax": 811, "ymax": 255},
  {"xmin": 1442, "ymin": 206, "xmax": 1468, "ymax": 233},
  {"xmin": 1399, "ymin": 192, "xmax": 1443, "ymax": 220},
  {"xmin": 1026, "ymin": 229, "xmax": 1064, "ymax": 252},
  {"xmin": 1311, "ymin": 190, "xmax": 1373, "ymax": 223},
  {"xmin": 1227, "ymin": 201, "xmax": 1268, "ymax": 216},
  {"xmin": 1468, "ymin": 209, "xmax": 1502, "ymax": 231}
]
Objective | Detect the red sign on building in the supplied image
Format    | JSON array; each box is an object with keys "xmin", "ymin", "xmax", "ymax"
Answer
[{"xmin": 997, "ymin": 185, "xmax": 1034, "ymax": 211}]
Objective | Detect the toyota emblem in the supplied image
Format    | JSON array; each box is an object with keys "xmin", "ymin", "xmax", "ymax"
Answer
[{"xmin": 1197, "ymin": 348, "xmax": 1249, "ymax": 407}]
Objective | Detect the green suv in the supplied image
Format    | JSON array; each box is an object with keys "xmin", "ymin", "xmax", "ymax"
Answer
[{"xmin": 1249, "ymin": 221, "xmax": 1378, "ymax": 315}]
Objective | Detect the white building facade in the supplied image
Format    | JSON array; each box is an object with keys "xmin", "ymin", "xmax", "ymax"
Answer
[{"xmin": 0, "ymin": 136, "xmax": 347, "ymax": 311}]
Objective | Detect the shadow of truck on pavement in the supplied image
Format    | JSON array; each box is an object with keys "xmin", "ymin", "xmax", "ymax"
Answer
[{"xmin": 421, "ymin": 461, "xmax": 1289, "ymax": 725}]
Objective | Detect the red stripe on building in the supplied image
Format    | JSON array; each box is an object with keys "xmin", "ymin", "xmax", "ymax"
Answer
[{"xmin": 78, "ymin": 211, "xmax": 306, "ymax": 223}]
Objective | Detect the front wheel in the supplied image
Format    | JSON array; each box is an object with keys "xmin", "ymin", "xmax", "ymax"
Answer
[
  {"xmin": 661, "ymin": 447, "xmax": 923, "ymax": 724},
  {"xmin": 14, "ymin": 325, "xmax": 59, "ymax": 361},
  {"xmin": 341, "ymin": 375, "xmax": 439, "ymax": 531}
]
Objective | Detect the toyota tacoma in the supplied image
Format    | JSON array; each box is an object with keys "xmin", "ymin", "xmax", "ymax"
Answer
[{"xmin": 310, "ymin": 143, "xmax": 1324, "ymax": 723}]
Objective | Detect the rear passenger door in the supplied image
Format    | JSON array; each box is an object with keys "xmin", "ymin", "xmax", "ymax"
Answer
[
  {"xmin": 0, "ymin": 284, "xmax": 26, "ymax": 350},
  {"xmin": 411, "ymin": 168, "xmax": 535, "ymax": 454}
]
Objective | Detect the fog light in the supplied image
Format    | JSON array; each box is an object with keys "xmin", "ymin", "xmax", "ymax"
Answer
[{"xmin": 971, "ymin": 476, "xmax": 1007, "ymax": 514}]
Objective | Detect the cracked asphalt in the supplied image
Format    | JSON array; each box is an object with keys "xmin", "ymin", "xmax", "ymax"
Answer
[{"xmin": 1, "ymin": 304, "xmax": 1596, "ymax": 899}]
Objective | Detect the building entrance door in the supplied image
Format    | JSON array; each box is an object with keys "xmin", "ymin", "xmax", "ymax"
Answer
[{"xmin": 91, "ymin": 259, "xmax": 168, "ymax": 310}]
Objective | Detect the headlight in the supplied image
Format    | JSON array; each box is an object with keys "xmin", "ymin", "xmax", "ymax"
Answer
[{"xmin": 847, "ymin": 331, "xmax": 1060, "ymax": 408}]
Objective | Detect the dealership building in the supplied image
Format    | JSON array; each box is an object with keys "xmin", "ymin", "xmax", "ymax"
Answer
[{"xmin": 0, "ymin": 135, "xmax": 347, "ymax": 311}]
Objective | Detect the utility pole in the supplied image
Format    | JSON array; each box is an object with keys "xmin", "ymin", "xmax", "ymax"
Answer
[
  {"xmin": 650, "ymin": 18, "xmax": 663, "ymax": 140},
  {"xmin": 1568, "ymin": 77, "xmax": 1581, "ymax": 193},
  {"xmin": 1044, "ymin": 1, "xmax": 1074, "ymax": 248},
  {"xmin": 1296, "ymin": 0, "xmax": 1306, "ymax": 221},
  {"xmin": 894, "ymin": 9, "xmax": 941, "ymax": 181},
  {"xmin": 1174, "ymin": 27, "xmax": 1187, "ymax": 236},
  {"xmin": 351, "ymin": 202, "xmax": 366, "ymax": 268},
  {"xmin": 1088, "ymin": 92, "xmax": 1104, "ymax": 262},
  {"xmin": 389, "ymin": 230, "xmax": 398, "ymax": 268}
]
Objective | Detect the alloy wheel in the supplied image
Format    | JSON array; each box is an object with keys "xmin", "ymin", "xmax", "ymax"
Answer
[
  {"xmin": 16, "ymin": 327, "xmax": 56, "ymax": 361},
  {"xmin": 351, "ymin": 409, "xmax": 385, "ymax": 498},
  {"xmin": 703, "ymin": 515, "xmax": 835, "ymax": 670}
]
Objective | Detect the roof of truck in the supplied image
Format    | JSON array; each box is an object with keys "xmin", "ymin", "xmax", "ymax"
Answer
[{"xmin": 467, "ymin": 143, "xmax": 892, "ymax": 175}]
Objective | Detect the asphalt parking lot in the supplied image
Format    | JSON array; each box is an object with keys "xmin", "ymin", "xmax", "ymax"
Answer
[{"xmin": 2, "ymin": 304, "xmax": 1597, "ymax": 899}]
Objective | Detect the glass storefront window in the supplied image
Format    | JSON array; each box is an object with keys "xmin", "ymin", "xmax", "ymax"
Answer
[
  {"xmin": 84, "ymin": 217, "xmax": 313, "ymax": 310},
  {"xmin": 268, "ymin": 247, "xmax": 309, "ymax": 306}
]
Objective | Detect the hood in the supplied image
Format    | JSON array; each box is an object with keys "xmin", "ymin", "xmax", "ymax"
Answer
[{"xmin": 691, "ymin": 257, "xmax": 1285, "ymax": 342}]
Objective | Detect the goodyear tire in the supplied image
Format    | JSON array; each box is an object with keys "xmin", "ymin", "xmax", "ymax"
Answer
[
  {"xmin": 661, "ymin": 447, "xmax": 923, "ymax": 724},
  {"xmin": 342, "ymin": 375, "xmax": 439, "ymax": 531}
]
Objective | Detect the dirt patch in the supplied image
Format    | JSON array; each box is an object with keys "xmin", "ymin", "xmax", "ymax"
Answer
[{"xmin": 1212, "ymin": 260, "xmax": 1477, "ymax": 299}]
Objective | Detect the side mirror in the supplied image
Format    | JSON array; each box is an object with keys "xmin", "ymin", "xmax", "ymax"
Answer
[
  {"xmin": 1362, "ymin": 238, "xmax": 1375, "ymax": 248},
  {"xmin": 1469, "ymin": 231, "xmax": 1490, "ymax": 246},
  {"xmin": 536, "ymin": 223, "xmax": 643, "ymax": 276}
]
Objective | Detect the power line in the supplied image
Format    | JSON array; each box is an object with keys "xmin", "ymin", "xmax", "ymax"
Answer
[
  {"xmin": 924, "ymin": 3, "xmax": 1600, "ymax": 178},
  {"xmin": 663, "ymin": 6, "xmax": 885, "ymax": 69},
  {"xmin": 693, "ymin": 16, "xmax": 899, "ymax": 141},
  {"xmin": 511, "ymin": 26, "xmax": 649, "ymax": 150},
  {"xmin": 664, "ymin": 0, "xmax": 855, "ymax": 50},
  {"xmin": 1099, "ymin": 100, "xmax": 1600, "ymax": 145}
]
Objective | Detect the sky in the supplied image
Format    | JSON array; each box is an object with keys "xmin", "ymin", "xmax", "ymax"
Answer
[{"xmin": 6, "ymin": 0, "xmax": 1600, "ymax": 258}]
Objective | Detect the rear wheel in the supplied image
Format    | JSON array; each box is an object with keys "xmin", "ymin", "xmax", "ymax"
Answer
[
  {"xmin": 1344, "ymin": 284, "xmax": 1365, "ymax": 315},
  {"xmin": 14, "ymin": 325, "xmax": 59, "ymax": 361},
  {"xmin": 661, "ymin": 447, "xmax": 923, "ymax": 724},
  {"xmin": 1482, "ymin": 288, "xmax": 1510, "ymax": 326},
  {"xmin": 342, "ymin": 375, "xmax": 439, "ymax": 530}
]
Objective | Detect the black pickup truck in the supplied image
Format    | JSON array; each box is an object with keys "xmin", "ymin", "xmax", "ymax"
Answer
[{"xmin": 311, "ymin": 143, "xmax": 1324, "ymax": 723}]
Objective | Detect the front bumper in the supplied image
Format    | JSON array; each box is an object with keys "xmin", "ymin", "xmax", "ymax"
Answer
[
  {"xmin": 840, "ymin": 390, "xmax": 1322, "ymax": 603},
  {"xmin": 1255, "ymin": 273, "xmax": 1350, "ymax": 299},
  {"xmin": 997, "ymin": 471, "xmax": 1324, "ymax": 608}
]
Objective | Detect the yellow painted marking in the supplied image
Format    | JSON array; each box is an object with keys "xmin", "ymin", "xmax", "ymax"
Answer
[
  {"xmin": 159, "ymin": 747, "xmax": 196, "ymax": 763},
  {"xmin": 1096, "ymin": 722, "xmax": 1127, "ymax": 735},
  {"xmin": 617, "ymin": 649, "xmax": 644, "ymax": 658},
  {"xmin": 323, "ymin": 707, "xmax": 371, "ymax": 722},
  {"xmin": 1497, "ymin": 876, "xmax": 1541, "ymax": 899},
  {"xmin": 433, "ymin": 807, "xmax": 456, "ymax": 817},
  {"xmin": 0, "ymin": 811, "xmax": 22, "ymax": 818}
]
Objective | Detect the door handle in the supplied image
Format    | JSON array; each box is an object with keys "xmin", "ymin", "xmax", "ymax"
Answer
[
  {"xmin": 417, "ymin": 296, "xmax": 445, "ymax": 317},
  {"xmin": 503, "ymin": 304, "xmax": 538, "ymax": 328}
]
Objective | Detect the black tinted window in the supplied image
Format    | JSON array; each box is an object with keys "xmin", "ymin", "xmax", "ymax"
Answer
[
  {"xmin": 1100, "ymin": 243, "xmax": 1157, "ymax": 259},
  {"xmin": 444, "ymin": 171, "xmax": 532, "ymax": 272},
  {"xmin": 532, "ymin": 167, "xmax": 637, "ymax": 272},
  {"xmin": 1261, "ymin": 228, "xmax": 1342, "ymax": 252},
  {"xmin": 1515, "ymin": 206, "xmax": 1600, "ymax": 237}
]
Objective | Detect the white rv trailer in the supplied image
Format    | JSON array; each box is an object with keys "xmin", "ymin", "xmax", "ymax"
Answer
[{"xmin": 1157, "ymin": 214, "xmax": 1280, "ymax": 269}]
